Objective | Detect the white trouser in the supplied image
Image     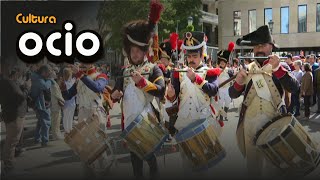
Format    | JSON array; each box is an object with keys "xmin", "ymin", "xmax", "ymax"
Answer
[
  {"xmin": 244, "ymin": 114, "xmax": 282, "ymax": 178},
  {"xmin": 218, "ymin": 88, "xmax": 231, "ymax": 109},
  {"xmin": 63, "ymin": 105, "xmax": 76, "ymax": 133},
  {"xmin": 51, "ymin": 110, "xmax": 62, "ymax": 137}
]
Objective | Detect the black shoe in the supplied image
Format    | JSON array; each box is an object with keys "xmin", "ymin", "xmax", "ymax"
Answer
[
  {"xmin": 15, "ymin": 148, "xmax": 26, "ymax": 157},
  {"xmin": 317, "ymin": 110, "xmax": 320, "ymax": 114},
  {"xmin": 41, "ymin": 142, "xmax": 48, "ymax": 147}
]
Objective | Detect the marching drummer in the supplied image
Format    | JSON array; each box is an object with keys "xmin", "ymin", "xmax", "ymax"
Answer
[
  {"xmin": 61, "ymin": 63, "xmax": 109, "ymax": 132},
  {"xmin": 229, "ymin": 25, "xmax": 299, "ymax": 178},
  {"xmin": 110, "ymin": 1, "xmax": 165, "ymax": 178},
  {"xmin": 157, "ymin": 32, "xmax": 182, "ymax": 141},
  {"xmin": 60, "ymin": 63, "xmax": 110, "ymax": 175},
  {"xmin": 217, "ymin": 42, "xmax": 235, "ymax": 122},
  {"xmin": 166, "ymin": 31, "xmax": 223, "ymax": 173}
]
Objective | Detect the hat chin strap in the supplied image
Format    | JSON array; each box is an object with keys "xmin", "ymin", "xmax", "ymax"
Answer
[
  {"xmin": 182, "ymin": 41, "xmax": 206, "ymax": 50},
  {"xmin": 127, "ymin": 34, "xmax": 149, "ymax": 47}
]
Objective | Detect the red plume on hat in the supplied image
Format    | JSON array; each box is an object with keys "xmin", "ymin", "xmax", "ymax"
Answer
[
  {"xmin": 177, "ymin": 40, "xmax": 183, "ymax": 50},
  {"xmin": 148, "ymin": 0, "xmax": 164, "ymax": 25},
  {"xmin": 170, "ymin": 32, "xmax": 179, "ymax": 50},
  {"xmin": 217, "ymin": 41, "xmax": 235, "ymax": 64},
  {"xmin": 228, "ymin": 41, "xmax": 235, "ymax": 52}
]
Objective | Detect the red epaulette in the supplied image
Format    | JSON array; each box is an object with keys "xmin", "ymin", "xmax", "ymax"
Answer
[
  {"xmin": 207, "ymin": 68, "xmax": 221, "ymax": 77},
  {"xmin": 96, "ymin": 73, "xmax": 108, "ymax": 80},
  {"xmin": 158, "ymin": 64, "xmax": 166, "ymax": 73},
  {"xmin": 173, "ymin": 70, "xmax": 180, "ymax": 79}
]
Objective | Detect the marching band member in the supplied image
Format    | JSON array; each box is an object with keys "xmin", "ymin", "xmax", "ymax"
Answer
[
  {"xmin": 61, "ymin": 67, "xmax": 76, "ymax": 134},
  {"xmin": 61, "ymin": 63, "xmax": 108, "ymax": 131},
  {"xmin": 217, "ymin": 42, "xmax": 235, "ymax": 121},
  {"xmin": 166, "ymin": 31, "xmax": 223, "ymax": 174},
  {"xmin": 60, "ymin": 63, "xmax": 109, "ymax": 176},
  {"xmin": 157, "ymin": 32, "xmax": 183, "ymax": 141},
  {"xmin": 232, "ymin": 58, "xmax": 240, "ymax": 75},
  {"xmin": 111, "ymin": 0, "xmax": 165, "ymax": 178},
  {"xmin": 229, "ymin": 25, "xmax": 299, "ymax": 178}
]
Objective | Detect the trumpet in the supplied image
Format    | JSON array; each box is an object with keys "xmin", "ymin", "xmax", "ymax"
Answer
[{"xmin": 238, "ymin": 56, "xmax": 287, "ymax": 59}]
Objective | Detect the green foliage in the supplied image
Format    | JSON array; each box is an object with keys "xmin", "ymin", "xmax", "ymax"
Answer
[{"xmin": 97, "ymin": 0, "xmax": 203, "ymax": 50}]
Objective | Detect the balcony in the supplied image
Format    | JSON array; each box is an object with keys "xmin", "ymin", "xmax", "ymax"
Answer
[{"xmin": 200, "ymin": 10, "xmax": 218, "ymax": 26}]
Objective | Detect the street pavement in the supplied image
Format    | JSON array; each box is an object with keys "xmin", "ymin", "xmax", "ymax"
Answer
[{"xmin": 1, "ymin": 94, "xmax": 320, "ymax": 179}]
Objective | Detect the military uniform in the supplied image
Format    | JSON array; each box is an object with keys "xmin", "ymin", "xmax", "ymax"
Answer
[
  {"xmin": 169, "ymin": 64, "xmax": 222, "ymax": 134},
  {"xmin": 111, "ymin": 1, "xmax": 164, "ymax": 178},
  {"xmin": 229, "ymin": 25, "xmax": 299, "ymax": 178},
  {"xmin": 158, "ymin": 33, "xmax": 182, "ymax": 137},
  {"xmin": 166, "ymin": 32, "xmax": 223, "ymax": 176},
  {"xmin": 113, "ymin": 60, "xmax": 165, "ymax": 129},
  {"xmin": 216, "ymin": 44, "xmax": 235, "ymax": 121},
  {"xmin": 62, "ymin": 67, "xmax": 109, "ymax": 131}
]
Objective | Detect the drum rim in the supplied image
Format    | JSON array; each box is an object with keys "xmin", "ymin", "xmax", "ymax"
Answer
[
  {"xmin": 253, "ymin": 114, "xmax": 293, "ymax": 146},
  {"xmin": 191, "ymin": 149, "xmax": 227, "ymax": 172},
  {"xmin": 175, "ymin": 118, "xmax": 209, "ymax": 143}
]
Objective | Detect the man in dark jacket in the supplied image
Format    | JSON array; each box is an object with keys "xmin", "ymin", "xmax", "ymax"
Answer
[
  {"xmin": 0, "ymin": 72, "xmax": 27, "ymax": 175},
  {"xmin": 30, "ymin": 65, "xmax": 53, "ymax": 147}
]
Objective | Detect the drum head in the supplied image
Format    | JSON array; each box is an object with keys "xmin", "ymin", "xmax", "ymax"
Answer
[{"xmin": 256, "ymin": 116, "xmax": 292, "ymax": 146}]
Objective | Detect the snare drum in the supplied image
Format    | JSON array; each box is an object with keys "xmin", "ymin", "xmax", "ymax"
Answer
[
  {"xmin": 120, "ymin": 110, "xmax": 168, "ymax": 160},
  {"xmin": 175, "ymin": 118, "xmax": 226, "ymax": 171},
  {"xmin": 254, "ymin": 114, "xmax": 320, "ymax": 176},
  {"xmin": 64, "ymin": 114, "xmax": 114, "ymax": 169}
]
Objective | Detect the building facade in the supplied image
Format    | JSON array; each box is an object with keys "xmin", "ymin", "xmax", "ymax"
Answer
[
  {"xmin": 218, "ymin": 0, "xmax": 320, "ymax": 56},
  {"xmin": 201, "ymin": 0, "xmax": 219, "ymax": 47}
]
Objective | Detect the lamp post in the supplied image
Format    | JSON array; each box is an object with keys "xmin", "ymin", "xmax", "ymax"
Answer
[
  {"xmin": 268, "ymin": 19, "xmax": 274, "ymax": 34},
  {"xmin": 188, "ymin": 16, "xmax": 193, "ymax": 26},
  {"xmin": 187, "ymin": 16, "xmax": 194, "ymax": 32}
]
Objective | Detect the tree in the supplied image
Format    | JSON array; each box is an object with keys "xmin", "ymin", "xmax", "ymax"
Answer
[{"xmin": 97, "ymin": 0, "xmax": 202, "ymax": 51}]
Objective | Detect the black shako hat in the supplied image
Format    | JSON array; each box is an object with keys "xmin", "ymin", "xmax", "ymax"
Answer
[
  {"xmin": 236, "ymin": 25, "xmax": 279, "ymax": 49},
  {"xmin": 181, "ymin": 31, "xmax": 206, "ymax": 55},
  {"xmin": 217, "ymin": 42, "xmax": 235, "ymax": 64}
]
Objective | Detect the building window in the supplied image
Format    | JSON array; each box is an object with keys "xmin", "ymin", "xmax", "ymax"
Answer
[
  {"xmin": 233, "ymin": 11, "xmax": 241, "ymax": 36},
  {"xmin": 203, "ymin": 4, "xmax": 208, "ymax": 12},
  {"xmin": 298, "ymin": 5, "xmax": 307, "ymax": 33},
  {"xmin": 248, "ymin": 10, "xmax": 256, "ymax": 33},
  {"xmin": 264, "ymin": 8, "xmax": 272, "ymax": 26},
  {"xmin": 281, "ymin": 7, "xmax": 289, "ymax": 34},
  {"xmin": 317, "ymin": 4, "xmax": 320, "ymax": 32}
]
